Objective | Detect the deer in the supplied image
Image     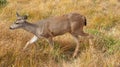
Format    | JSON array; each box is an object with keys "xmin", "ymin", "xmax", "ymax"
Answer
[{"xmin": 10, "ymin": 12, "xmax": 92, "ymax": 58}]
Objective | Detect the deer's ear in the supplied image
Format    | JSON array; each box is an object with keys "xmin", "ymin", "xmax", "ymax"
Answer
[
  {"xmin": 23, "ymin": 15, "xmax": 28, "ymax": 20},
  {"xmin": 16, "ymin": 12, "xmax": 20, "ymax": 17}
]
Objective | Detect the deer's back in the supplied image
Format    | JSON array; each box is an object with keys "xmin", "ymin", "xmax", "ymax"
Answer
[{"xmin": 36, "ymin": 13, "xmax": 85, "ymax": 36}]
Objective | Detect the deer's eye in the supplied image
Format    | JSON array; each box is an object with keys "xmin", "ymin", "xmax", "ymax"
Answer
[{"xmin": 15, "ymin": 23, "xmax": 19, "ymax": 24}]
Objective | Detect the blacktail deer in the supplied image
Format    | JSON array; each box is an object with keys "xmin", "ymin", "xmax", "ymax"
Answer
[{"xmin": 10, "ymin": 12, "xmax": 92, "ymax": 58}]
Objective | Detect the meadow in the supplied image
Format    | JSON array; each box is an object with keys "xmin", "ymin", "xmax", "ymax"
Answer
[{"xmin": 0, "ymin": 0, "xmax": 120, "ymax": 67}]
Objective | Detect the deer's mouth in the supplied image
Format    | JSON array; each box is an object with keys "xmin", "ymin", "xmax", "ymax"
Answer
[{"xmin": 9, "ymin": 27, "xmax": 15, "ymax": 30}]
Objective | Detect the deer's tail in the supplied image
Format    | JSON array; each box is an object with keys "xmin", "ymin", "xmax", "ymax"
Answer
[{"xmin": 84, "ymin": 17, "xmax": 87, "ymax": 26}]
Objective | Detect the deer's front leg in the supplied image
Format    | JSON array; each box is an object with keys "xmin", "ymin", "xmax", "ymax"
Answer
[
  {"xmin": 46, "ymin": 37, "xmax": 54, "ymax": 47},
  {"xmin": 23, "ymin": 35, "xmax": 38, "ymax": 50}
]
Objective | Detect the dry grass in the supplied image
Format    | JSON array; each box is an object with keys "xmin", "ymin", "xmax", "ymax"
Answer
[{"xmin": 0, "ymin": 0, "xmax": 120, "ymax": 67}]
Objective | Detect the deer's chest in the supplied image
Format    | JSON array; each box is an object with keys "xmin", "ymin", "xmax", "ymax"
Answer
[{"xmin": 36, "ymin": 26, "xmax": 52, "ymax": 38}]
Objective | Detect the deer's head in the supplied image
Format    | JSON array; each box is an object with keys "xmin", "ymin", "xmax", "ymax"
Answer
[{"xmin": 10, "ymin": 12, "xmax": 28, "ymax": 30}]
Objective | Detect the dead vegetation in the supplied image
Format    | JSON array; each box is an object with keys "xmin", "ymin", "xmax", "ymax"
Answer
[{"xmin": 0, "ymin": 0, "xmax": 120, "ymax": 67}]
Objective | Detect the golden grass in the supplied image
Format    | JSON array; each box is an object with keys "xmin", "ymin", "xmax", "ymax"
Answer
[{"xmin": 0, "ymin": 0, "xmax": 120, "ymax": 67}]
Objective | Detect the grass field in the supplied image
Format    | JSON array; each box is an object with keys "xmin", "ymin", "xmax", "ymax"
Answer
[{"xmin": 0, "ymin": 0, "xmax": 120, "ymax": 67}]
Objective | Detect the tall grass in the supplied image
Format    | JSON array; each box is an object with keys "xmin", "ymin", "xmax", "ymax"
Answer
[{"xmin": 0, "ymin": 0, "xmax": 120, "ymax": 67}]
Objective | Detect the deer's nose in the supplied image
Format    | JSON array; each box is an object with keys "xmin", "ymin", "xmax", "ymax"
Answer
[
  {"xmin": 9, "ymin": 27, "xmax": 12, "ymax": 29},
  {"xmin": 9, "ymin": 26, "xmax": 14, "ymax": 30}
]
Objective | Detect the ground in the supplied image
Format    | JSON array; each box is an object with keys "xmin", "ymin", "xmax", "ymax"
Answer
[{"xmin": 0, "ymin": 0, "xmax": 120, "ymax": 67}]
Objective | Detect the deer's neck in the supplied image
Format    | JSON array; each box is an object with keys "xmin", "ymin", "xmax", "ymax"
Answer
[{"xmin": 23, "ymin": 22, "xmax": 38, "ymax": 35}]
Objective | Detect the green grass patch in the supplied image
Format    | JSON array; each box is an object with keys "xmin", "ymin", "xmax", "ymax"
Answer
[{"xmin": 0, "ymin": 0, "xmax": 7, "ymax": 7}]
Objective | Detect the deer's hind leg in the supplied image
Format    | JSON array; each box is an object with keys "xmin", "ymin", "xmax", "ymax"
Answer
[
  {"xmin": 79, "ymin": 30, "xmax": 94, "ymax": 45},
  {"xmin": 71, "ymin": 28, "xmax": 93, "ymax": 58},
  {"xmin": 71, "ymin": 34, "xmax": 80, "ymax": 58}
]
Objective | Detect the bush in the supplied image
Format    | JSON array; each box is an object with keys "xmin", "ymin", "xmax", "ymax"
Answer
[{"xmin": 0, "ymin": 0, "xmax": 7, "ymax": 6}]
